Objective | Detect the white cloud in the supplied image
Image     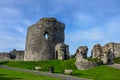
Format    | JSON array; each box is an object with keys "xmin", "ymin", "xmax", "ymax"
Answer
[
  {"xmin": 106, "ymin": 19, "xmax": 120, "ymax": 34},
  {"xmin": 0, "ymin": 22, "xmax": 27, "ymax": 52},
  {"xmin": 0, "ymin": 7, "xmax": 22, "ymax": 19},
  {"xmin": 13, "ymin": 26, "xmax": 26, "ymax": 35},
  {"xmin": 65, "ymin": 27, "xmax": 104, "ymax": 44},
  {"xmin": 65, "ymin": 14, "xmax": 120, "ymax": 55},
  {"xmin": 0, "ymin": 33, "xmax": 25, "ymax": 51},
  {"xmin": 0, "ymin": 4, "xmax": 26, "ymax": 51},
  {"xmin": 22, "ymin": 20, "xmax": 33, "ymax": 26},
  {"xmin": 75, "ymin": 14, "xmax": 95, "ymax": 24}
]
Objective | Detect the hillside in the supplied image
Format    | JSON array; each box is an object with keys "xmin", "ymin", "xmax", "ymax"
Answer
[{"xmin": 0, "ymin": 59, "xmax": 120, "ymax": 80}]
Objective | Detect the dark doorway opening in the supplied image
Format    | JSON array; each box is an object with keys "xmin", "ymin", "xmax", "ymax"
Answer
[{"xmin": 55, "ymin": 51, "xmax": 58, "ymax": 59}]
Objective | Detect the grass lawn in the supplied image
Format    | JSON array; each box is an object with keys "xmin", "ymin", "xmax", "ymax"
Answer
[
  {"xmin": 0, "ymin": 59, "xmax": 120, "ymax": 80},
  {"xmin": 73, "ymin": 65, "xmax": 120, "ymax": 80},
  {"xmin": 0, "ymin": 68, "xmax": 62, "ymax": 80},
  {"xmin": 0, "ymin": 59, "xmax": 76, "ymax": 73}
]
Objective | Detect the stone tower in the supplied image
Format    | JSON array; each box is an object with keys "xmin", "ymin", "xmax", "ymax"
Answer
[{"xmin": 24, "ymin": 18, "xmax": 65, "ymax": 61}]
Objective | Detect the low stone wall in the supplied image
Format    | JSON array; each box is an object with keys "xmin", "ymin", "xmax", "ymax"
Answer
[
  {"xmin": 14, "ymin": 51, "xmax": 24, "ymax": 61},
  {"xmin": 0, "ymin": 52, "xmax": 10, "ymax": 61},
  {"xmin": 0, "ymin": 50, "xmax": 24, "ymax": 61},
  {"xmin": 92, "ymin": 42, "xmax": 120, "ymax": 58}
]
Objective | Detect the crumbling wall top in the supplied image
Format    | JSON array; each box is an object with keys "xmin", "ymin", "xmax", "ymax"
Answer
[
  {"xmin": 39, "ymin": 17, "xmax": 57, "ymax": 22},
  {"xmin": 29, "ymin": 17, "xmax": 65, "ymax": 30}
]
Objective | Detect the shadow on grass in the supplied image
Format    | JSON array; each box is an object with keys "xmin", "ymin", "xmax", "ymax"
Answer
[
  {"xmin": 72, "ymin": 73, "xmax": 85, "ymax": 76},
  {"xmin": 72, "ymin": 73, "xmax": 81, "ymax": 76},
  {"xmin": 0, "ymin": 61, "xmax": 9, "ymax": 65},
  {"xmin": 54, "ymin": 71, "xmax": 63, "ymax": 74},
  {"xmin": 0, "ymin": 74, "xmax": 22, "ymax": 80},
  {"xmin": 54, "ymin": 70, "xmax": 85, "ymax": 76}
]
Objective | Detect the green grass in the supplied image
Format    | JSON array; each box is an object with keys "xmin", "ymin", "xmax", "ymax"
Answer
[
  {"xmin": 73, "ymin": 65, "xmax": 120, "ymax": 80},
  {"xmin": 0, "ymin": 59, "xmax": 120, "ymax": 80},
  {"xmin": 0, "ymin": 68, "xmax": 61, "ymax": 80},
  {"xmin": 0, "ymin": 59, "xmax": 76, "ymax": 73}
]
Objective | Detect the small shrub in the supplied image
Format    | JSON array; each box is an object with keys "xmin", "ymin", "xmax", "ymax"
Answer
[
  {"xmin": 87, "ymin": 57, "xmax": 103, "ymax": 65},
  {"xmin": 87, "ymin": 57, "xmax": 101, "ymax": 62},
  {"xmin": 114, "ymin": 57, "xmax": 120, "ymax": 63}
]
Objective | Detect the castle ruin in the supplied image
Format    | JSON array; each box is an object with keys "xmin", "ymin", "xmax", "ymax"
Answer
[
  {"xmin": 24, "ymin": 18, "xmax": 65, "ymax": 61},
  {"xmin": 0, "ymin": 17, "xmax": 120, "ymax": 63}
]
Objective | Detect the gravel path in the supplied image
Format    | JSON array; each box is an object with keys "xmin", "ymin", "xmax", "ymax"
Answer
[
  {"xmin": 0, "ymin": 65, "xmax": 90, "ymax": 80},
  {"xmin": 107, "ymin": 64, "xmax": 120, "ymax": 69}
]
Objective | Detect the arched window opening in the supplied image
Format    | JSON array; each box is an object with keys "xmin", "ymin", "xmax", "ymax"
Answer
[{"xmin": 44, "ymin": 32, "xmax": 49, "ymax": 40}]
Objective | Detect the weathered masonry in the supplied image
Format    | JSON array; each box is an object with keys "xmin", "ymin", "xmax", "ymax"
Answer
[{"xmin": 24, "ymin": 18, "xmax": 65, "ymax": 61}]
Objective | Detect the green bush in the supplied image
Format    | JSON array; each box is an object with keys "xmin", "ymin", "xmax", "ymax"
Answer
[
  {"xmin": 87, "ymin": 57, "xmax": 101, "ymax": 62},
  {"xmin": 114, "ymin": 57, "xmax": 120, "ymax": 63}
]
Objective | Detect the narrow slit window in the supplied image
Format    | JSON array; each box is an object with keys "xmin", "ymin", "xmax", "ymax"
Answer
[{"xmin": 44, "ymin": 32, "xmax": 49, "ymax": 39}]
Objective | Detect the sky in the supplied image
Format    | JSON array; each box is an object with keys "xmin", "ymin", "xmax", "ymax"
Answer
[{"xmin": 0, "ymin": 0, "xmax": 120, "ymax": 56}]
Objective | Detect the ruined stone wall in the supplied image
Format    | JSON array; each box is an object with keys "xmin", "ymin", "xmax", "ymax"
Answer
[
  {"xmin": 0, "ymin": 52, "xmax": 10, "ymax": 61},
  {"xmin": 24, "ymin": 18, "xmax": 65, "ymax": 61},
  {"xmin": 0, "ymin": 50, "xmax": 24, "ymax": 61},
  {"xmin": 55, "ymin": 43, "xmax": 69, "ymax": 60},
  {"xmin": 92, "ymin": 42, "xmax": 120, "ymax": 59},
  {"xmin": 112, "ymin": 43, "xmax": 120, "ymax": 57},
  {"xmin": 75, "ymin": 46, "xmax": 88, "ymax": 58},
  {"xmin": 91, "ymin": 44, "xmax": 102, "ymax": 59},
  {"xmin": 103, "ymin": 42, "xmax": 120, "ymax": 57},
  {"xmin": 14, "ymin": 51, "xmax": 24, "ymax": 60},
  {"xmin": 102, "ymin": 42, "xmax": 114, "ymax": 53}
]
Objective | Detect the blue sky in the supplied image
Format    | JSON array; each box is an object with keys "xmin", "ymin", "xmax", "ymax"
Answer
[{"xmin": 0, "ymin": 0, "xmax": 120, "ymax": 56}]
